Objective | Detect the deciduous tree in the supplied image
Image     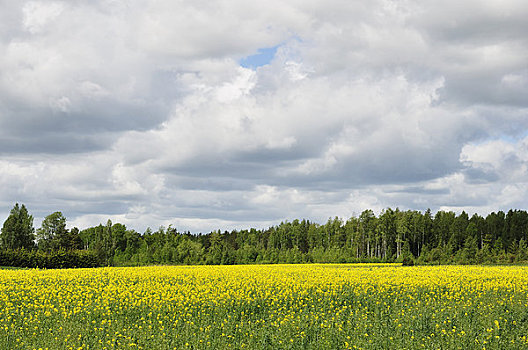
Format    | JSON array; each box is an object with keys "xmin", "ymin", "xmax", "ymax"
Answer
[{"xmin": 37, "ymin": 211, "xmax": 67, "ymax": 251}]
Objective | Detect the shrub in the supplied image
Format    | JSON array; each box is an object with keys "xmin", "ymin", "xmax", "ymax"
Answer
[{"xmin": 0, "ymin": 249, "xmax": 101, "ymax": 269}]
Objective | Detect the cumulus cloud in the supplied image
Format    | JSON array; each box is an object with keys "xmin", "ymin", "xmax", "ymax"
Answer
[{"xmin": 0, "ymin": 0, "xmax": 527, "ymax": 232}]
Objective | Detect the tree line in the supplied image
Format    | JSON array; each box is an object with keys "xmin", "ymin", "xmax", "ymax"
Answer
[{"xmin": 1, "ymin": 203, "xmax": 528, "ymax": 267}]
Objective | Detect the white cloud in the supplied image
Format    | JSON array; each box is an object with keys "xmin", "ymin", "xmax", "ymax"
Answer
[
  {"xmin": 461, "ymin": 137, "xmax": 528, "ymax": 182},
  {"xmin": 22, "ymin": 1, "xmax": 64, "ymax": 34},
  {"xmin": 0, "ymin": 0, "xmax": 527, "ymax": 232}
]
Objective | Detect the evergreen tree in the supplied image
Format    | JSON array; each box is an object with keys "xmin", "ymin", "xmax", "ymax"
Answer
[
  {"xmin": 401, "ymin": 240, "xmax": 414, "ymax": 266},
  {"xmin": 1, "ymin": 203, "xmax": 35, "ymax": 250},
  {"xmin": 518, "ymin": 238, "xmax": 528, "ymax": 261}
]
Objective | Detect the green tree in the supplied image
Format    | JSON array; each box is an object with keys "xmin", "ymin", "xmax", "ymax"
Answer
[
  {"xmin": 459, "ymin": 234, "xmax": 478, "ymax": 264},
  {"xmin": 448, "ymin": 211, "xmax": 469, "ymax": 253},
  {"xmin": 518, "ymin": 238, "xmax": 528, "ymax": 261},
  {"xmin": 1, "ymin": 203, "xmax": 35, "ymax": 250},
  {"xmin": 359, "ymin": 210, "xmax": 376, "ymax": 257},
  {"xmin": 66, "ymin": 227, "xmax": 84, "ymax": 250},
  {"xmin": 401, "ymin": 240, "xmax": 414, "ymax": 266},
  {"xmin": 396, "ymin": 211, "xmax": 411, "ymax": 258},
  {"xmin": 37, "ymin": 211, "xmax": 67, "ymax": 251},
  {"xmin": 377, "ymin": 209, "xmax": 397, "ymax": 260},
  {"xmin": 207, "ymin": 230, "xmax": 223, "ymax": 264}
]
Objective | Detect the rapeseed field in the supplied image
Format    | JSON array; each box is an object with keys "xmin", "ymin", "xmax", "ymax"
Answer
[{"xmin": 1, "ymin": 264, "xmax": 527, "ymax": 349}]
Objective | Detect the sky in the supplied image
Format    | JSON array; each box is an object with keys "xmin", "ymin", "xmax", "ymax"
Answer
[{"xmin": 0, "ymin": 0, "xmax": 527, "ymax": 233}]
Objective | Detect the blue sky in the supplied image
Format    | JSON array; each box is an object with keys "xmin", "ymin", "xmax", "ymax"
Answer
[
  {"xmin": 240, "ymin": 46, "xmax": 279, "ymax": 69},
  {"xmin": 0, "ymin": 0, "xmax": 527, "ymax": 233}
]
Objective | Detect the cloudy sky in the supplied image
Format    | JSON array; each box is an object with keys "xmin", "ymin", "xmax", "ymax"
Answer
[{"xmin": 1, "ymin": 0, "xmax": 527, "ymax": 233}]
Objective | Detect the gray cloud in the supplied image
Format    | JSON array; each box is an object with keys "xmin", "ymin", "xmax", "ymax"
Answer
[{"xmin": 0, "ymin": 0, "xmax": 527, "ymax": 232}]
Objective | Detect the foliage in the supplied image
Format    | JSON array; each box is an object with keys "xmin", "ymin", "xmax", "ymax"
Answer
[
  {"xmin": 0, "ymin": 249, "xmax": 99, "ymax": 269},
  {"xmin": 0, "ymin": 203, "xmax": 35, "ymax": 250},
  {"xmin": 36, "ymin": 211, "xmax": 68, "ymax": 251},
  {"xmin": 3, "ymin": 204, "xmax": 528, "ymax": 267}
]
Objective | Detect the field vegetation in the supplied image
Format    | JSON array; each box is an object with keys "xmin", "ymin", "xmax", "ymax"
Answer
[{"xmin": 1, "ymin": 264, "xmax": 528, "ymax": 349}]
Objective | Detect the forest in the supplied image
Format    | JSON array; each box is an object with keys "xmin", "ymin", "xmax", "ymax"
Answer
[{"xmin": 1, "ymin": 203, "xmax": 528, "ymax": 268}]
